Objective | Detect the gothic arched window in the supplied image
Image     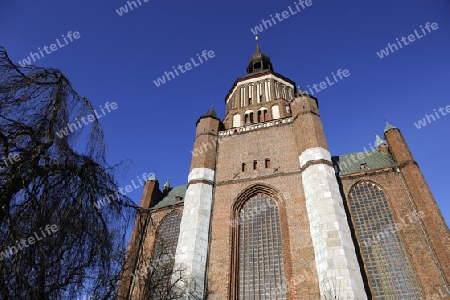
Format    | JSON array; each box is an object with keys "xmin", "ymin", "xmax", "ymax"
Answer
[
  {"xmin": 244, "ymin": 110, "xmax": 254, "ymax": 125},
  {"xmin": 257, "ymin": 107, "xmax": 267, "ymax": 123},
  {"xmin": 237, "ymin": 194, "xmax": 287, "ymax": 299},
  {"xmin": 144, "ymin": 212, "xmax": 182, "ymax": 299},
  {"xmin": 348, "ymin": 181, "xmax": 422, "ymax": 299}
]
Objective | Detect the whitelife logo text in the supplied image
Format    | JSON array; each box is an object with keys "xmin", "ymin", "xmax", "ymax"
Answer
[
  {"xmin": 18, "ymin": 31, "xmax": 81, "ymax": 67},
  {"xmin": 0, "ymin": 224, "xmax": 59, "ymax": 261},
  {"xmin": 153, "ymin": 50, "xmax": 215, "ymax": 87},
  {"xmin": 56, "ymin": 102, "xmax": 118, "ymax": 139},
  {"xmin": 250, "ymin": 0, "xmax": 313, "ymax": 35},
  {"xmin": 376, "ymin": 22, "xmax": 438, "ymax": 59}
]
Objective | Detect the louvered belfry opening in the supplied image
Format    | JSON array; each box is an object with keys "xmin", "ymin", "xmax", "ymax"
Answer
[
  {"xmin": 348, "ymin": 181, "xmax": 422, "ymax": 299},
  {"xmin": 237, "ymin": 194, "xmax": 287, "ymax": 300}
]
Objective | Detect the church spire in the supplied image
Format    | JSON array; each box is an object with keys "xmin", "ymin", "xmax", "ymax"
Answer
[
  {"xmin": 163, "ymin": 177, "xmax": 170, "ymax": 188},
  {"xmin": 196, "ymin": 106, "xmax": 220, "ymax": 127},
  {"xmin": 255, "ymin": 36, "xmax": 262, "ymax": 55},
  {"xmin": 375, "ymin": 133, "xmax": 385, "ymax": 147},
  {"xmin": 375, "ymin": 133, "xmax": 388, "ymax": 153},
  {"xmin": 246, "ymin": 36, "xmax": 273, "ymax": 75},
  {"xmin": 163, "ymin": 177, "xmax": 170, "ymax": 194},
  {"xmin": 201, "ymin": 106, "xmax": 218, "ymax": 119},
  {"xmin": 384, "ymin": 121, "xmax": 397, "ymax": 133}
]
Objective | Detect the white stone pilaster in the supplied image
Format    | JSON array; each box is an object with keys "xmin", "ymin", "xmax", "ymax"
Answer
[
  {"xmin": 172, "ymin": 168, "xmax": 214, "ymax": 299},
  {"xmin": 300, "ymin": 147, "xmax": 367, "ymax": 300}
]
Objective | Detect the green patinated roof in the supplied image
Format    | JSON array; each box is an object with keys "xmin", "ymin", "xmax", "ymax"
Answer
[
  {"xmin": 151, "ymin": 184, "xmax": 187, "ymax": 210},
  {"xmin": 384, "ymin": 122, "xmax": 397, "ymax": 133},
  {"xmin": 163, "ymin": 178, "xmax": 170, "ymax": 188},
  {"xmin": 147, "ymin": 173, "xmax": 157, "ymax": 181},
  {"xmin": 375, "ymin": 134, "xmax": 385, "ymax": 147},
  {"xmin": 331, "ymin": 149, "xmax": 398, "ymax": 176}
]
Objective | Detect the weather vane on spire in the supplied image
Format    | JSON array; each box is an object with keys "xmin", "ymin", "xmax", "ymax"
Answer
[
  {"xmin": 254, "ymin": 35, "xmax": 261, "ymax": 54},
  {"xmin": 255, "ymin": 35, "xmax": 260, "ymax": 46}
]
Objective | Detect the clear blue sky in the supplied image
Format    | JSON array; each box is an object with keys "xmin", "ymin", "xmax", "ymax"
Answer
[{"xmin": 1, "ymin": 0, "xmax": 449, "ymax": 227}]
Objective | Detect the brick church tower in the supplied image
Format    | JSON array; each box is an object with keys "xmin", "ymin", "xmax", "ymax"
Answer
[{"xmin": 117, "ymin": 41, "xmax": 450, "ymax": 299}]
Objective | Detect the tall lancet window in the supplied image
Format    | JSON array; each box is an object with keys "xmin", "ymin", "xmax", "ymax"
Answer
[
  {"xmin": 274, "ymin": 82, "xmax": 280, "ymax": 99},
  {"xmin": 265, "ymin": 80, "xmax": 271, "ymax": 102},
  {"xmin": 286, "ymin": 87, "xmax": 291, "ymax": 100},
  {"xmin": 238, "ymin": 194, "xmax": 287, "ymax": 299},
  {"xmin": 144, "ymin": 213, "xmax": 182, "ymax": 299},
  {"xmin": 348, "ymin": 182, "xmax": 422, "ymax": 299},
  {"xmin": 256, "ymin": 82, "xmax": 262, "ymax": 103}
]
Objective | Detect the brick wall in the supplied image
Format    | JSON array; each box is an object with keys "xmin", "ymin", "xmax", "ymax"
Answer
[{"xmin": 207, "ymin": 122, "xmax": 320, "ymax": 299}]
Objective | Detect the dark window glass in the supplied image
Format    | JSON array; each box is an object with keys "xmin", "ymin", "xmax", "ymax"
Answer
[
  {"xmin": 238, "ymin": 195, "xmax": 287, "ymax": 299},
  {"xmin": 349, "ymin": 182, "xmax": 422, "ymax": 299}
]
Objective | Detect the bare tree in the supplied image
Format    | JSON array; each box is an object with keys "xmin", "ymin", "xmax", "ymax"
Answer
[
  {"xmin": 135, "ymin": 251, "xmax": 201, "ymax": 299},
  {"xmin": 124, "ymin": 216, "xmax": 205, "ymax": 300},
  {"xmin": 321, "ymin": 278, "xmax": 345, "ymax": 300},
  {"xmin": 0, "ymin": 46, "xmax": 137, "ymax": 299}
]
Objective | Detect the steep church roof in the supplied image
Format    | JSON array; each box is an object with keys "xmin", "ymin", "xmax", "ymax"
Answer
[
  {"xmin": 201, "ymin": 107, "xmax": 219, "ymax": 119},
  {"xmin": 196, "ymin": 107, "xmax": 220, "ymax": 126}
]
